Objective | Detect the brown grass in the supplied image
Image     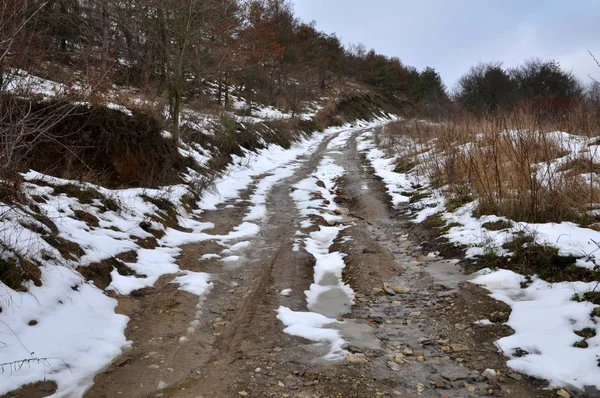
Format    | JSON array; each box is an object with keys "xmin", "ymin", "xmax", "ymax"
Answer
[{"xmin": 379, "ymin": 105, "xmax": 600, "ymax": 224}]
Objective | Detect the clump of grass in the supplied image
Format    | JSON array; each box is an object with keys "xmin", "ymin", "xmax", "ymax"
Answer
[
  {"xmin": 394, "ymin": 158, "xmax": 417, "ymax": 173},
  {"xmin": 72, "ymin": 210, "xmax": 99, "ymax": 227},
  {"xmin": 53, "ymin": 184, "xmax": 102, "ymax": 204},
  {"xmin": 469, "ymin": 232, "xmax": 594, "ymax": 283},
  {"xmin": 575, "ymin": 328, "xmax": 597, "ymax": 339},
  {"xmin": 221, "ymin": 113, "xmax": 237, "ymax": 133},
  {"xmin": 446, "ymin": 194, "xmax": 473, "ymax": 212},
  {"xmin": 573, "ymin": 340, "xmax": 589, "ymax": 349},
  {"xmin": 574, "ymin": 292, "xmax": 600, "ymax": 305},
  {"xmin": 422, "ymin": 213, "xmax": 446, "ymax": 228},
  {"xmin": 0, "ymin": 258, "xmax": 27, "ymax": 291},
  {"xmin": 482, "ymin": 220, "xmax": 513, "ymax": 231},
  {"xmin": 558, "ymin": 157, "xmax": 600, "ymax": 174},
  {"xmin": 408, "ymin": 191, "xmax": 430, "ymax": 204},
  {"xmin": 440, "ymin": 221, "xmax": 462, "ymax": 234}
]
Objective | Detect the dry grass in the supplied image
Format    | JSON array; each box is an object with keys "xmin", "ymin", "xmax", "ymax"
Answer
[{"xmin": 379, "ymin": 105, "xmax": 600, "ymax": 224}]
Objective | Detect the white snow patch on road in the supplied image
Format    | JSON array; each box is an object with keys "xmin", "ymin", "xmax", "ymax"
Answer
[
  {"xmin": 327, "ymin": 129, "xmax": 352, "ymax": 150},
  {"xmin": 292, "ymin": 156, "xmax": 344, "ymax": 228},
  {"xmin": 172, "ymin": 271, "xmax": 213, "ymax": 297},
  {"xmin": 356, "ymin": 131, "xmax": 418, "ymax": 206},
  {"xmin": 278, "ymin": 142, "xmax": 364, "ymax": 360},
  {"xmin": 220, "ymin": 255, "xmax": 240, "ymax": 262},
  {"xmin": 200, "ymin": 253, "xmax": 221, "ymax": 260},
  {"xmin": 198, "ymin": 127, "xmax": 338, "ymax": 211},
  {"xmin": 276, "ymin": 307, "xmax": 347, "ymax": 360}
]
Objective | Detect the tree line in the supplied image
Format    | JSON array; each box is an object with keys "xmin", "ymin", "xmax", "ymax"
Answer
[
  {"xmin": 1, "ymin": 0, "xmax": 448, "ymax": 129},
  {"xmin": 454, "ymin": 59, "xmax": 598, "ymax": 116},
  {"xmin": 3, "ymin": 1, "xmax": 597, "ymax": 126}
]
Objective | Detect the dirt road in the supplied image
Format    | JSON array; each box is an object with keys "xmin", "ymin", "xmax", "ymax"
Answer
[{"xmin": 86, "ymin": 126, "xmax": 552, "ymax": 398}]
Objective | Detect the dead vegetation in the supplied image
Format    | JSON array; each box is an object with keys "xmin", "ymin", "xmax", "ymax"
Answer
[
  {"xmin": 379, "ymin": 104, "xmax": 600, "ymax": 225},
  {"xmin": 3, "ymin": 99, "xmax": 187, "ymax": 188}
]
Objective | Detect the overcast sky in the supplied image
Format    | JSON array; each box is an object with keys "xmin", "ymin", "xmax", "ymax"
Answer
[{"xmin": 291, "ymin": 0, "xmax": 600, "ymax": 92}]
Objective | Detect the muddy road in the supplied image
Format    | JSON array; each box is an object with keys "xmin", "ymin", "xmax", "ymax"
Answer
[{"xmin": 86, "ymin": 126, "xmax": 552, "ymax": 398}]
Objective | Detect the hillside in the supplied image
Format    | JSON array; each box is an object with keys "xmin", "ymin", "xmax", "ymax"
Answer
[{"xmin": 2, "ymin": 1, "xmax": 600, "ymax": 398}]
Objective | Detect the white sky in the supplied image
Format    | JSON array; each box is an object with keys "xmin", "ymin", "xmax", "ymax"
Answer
[{"xmin": 291, "ymin": 0, "xmax": 600, "ymax": 91}]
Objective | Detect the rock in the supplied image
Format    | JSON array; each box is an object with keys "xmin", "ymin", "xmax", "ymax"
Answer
[
  {"xmin": 465, "ymin": 382, "xmax": 476, "ymax": 393},
  {"xmin": 346, "ymin": 345, "xmax": 363, "ymax": 353},
  {"xmin": 408, "ymin": 311, "xmax": 421, "ymax": 318},
  {"xmin": 402, "ymin": 348, "xmax": 413, "ymax": 356},
  {"xmin": 391, "ymin": 353, "xmax": 407, "ymax": 364},
  {"xmin": 278, "ymin": 381, "xmax": 285, "ymax": 387},
  {"xmin": 238, "ymin": 392, "xmax": 248, "ymax": 397},
  {"xmin": 254, "ymin": 367, "xmax": 262, "ymax": 373},
  {"xmin": 508, "ymin": 372, "xmax": 522, "ymax": 381},
  {"xmin": 420, "ymin": 339, "xmax": 438, "ymax": 347},
  {"xmin": 454, "ymin": 323, "xmax": 468, "ymax": 331},
  {"xmin": 481, "ymin": 369, "xmax": 498, "ymax": 383},
  {"xmin": 441, "ymin": 369, "xmax": 470, "ymax": 381},
  {"xmin": 393, "ymin": 286, "xmax": 410, "ymax": 294},
  {"xmin": 430, "ymin": 376, "xmax": 446, "ymax": 388},
  {"xmin": 556, "ymin": 388, "xmax": 570, "ymax": 398},
  {"xmin": 346, "ymin": 354, "xmax": 369, "ymax": 363},
  {"xmin": 417, "ymin": 383, "xmax": 425, "ymax": 393},
  {"xmin": 387, "ymin": 361, "xmax": 401, "ymax": 371}
]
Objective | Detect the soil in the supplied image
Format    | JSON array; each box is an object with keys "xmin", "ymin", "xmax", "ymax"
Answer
[{"xmin": 3, "ymin": 127, "xmax": 563, "ymax": 398}]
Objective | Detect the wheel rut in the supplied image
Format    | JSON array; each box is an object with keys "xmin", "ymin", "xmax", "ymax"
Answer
[{"xmin": 85, "ymin": 126, "xmax": 553, "ymax": 398}]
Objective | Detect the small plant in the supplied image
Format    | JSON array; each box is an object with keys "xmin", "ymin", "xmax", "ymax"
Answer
[
  {"xmin": 394, "ymin": 158, "xmax": 417, "ymax": 173},
  {"xmin": 482, "ymin": 220, "xmax": 513, "ymax": 231},
  {"xmin": 575, "ymin": 328, "xmax": 597, "ymax": 339},
  {"xmin": 440, "ymin": 221, "xmax": 462, "ymax": 234},
  {"xmin": 53, "ymin": 184, "xmax": 102, "ymax": 205},
  {"xmin": 573, "ymin": 340, "xmax": 589, "ymax": 349},
  {"xmin": 582, "ymin": 292, "xmax": 600, "ymax": 305},
  {"xmin": 519, "ymin": 275, "xmax": 532, "ymax": 289},
  {"xmin": 221, "ymin": 113, "xmax": 238, "ymax": 133},
  {"xmin": 446, "ymin": 194, "xmax": 474, "ymax": 212},
  {"xmin": 408, "ymin": 191, "xmax": 430, "ymax": 204},
  {"xmin": 422, "ymin": 213, "xmax": 446, "ymax": 228}
]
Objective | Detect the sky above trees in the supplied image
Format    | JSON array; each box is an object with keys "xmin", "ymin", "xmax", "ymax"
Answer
[{"xmin": 291, "ymin": 0, "xmax": 600, "ymax": 91}]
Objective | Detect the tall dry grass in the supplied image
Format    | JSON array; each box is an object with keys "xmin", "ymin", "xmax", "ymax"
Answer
[{"xmin": 379, "ymin": 104, "xmax": 600, "ymax": 225}]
